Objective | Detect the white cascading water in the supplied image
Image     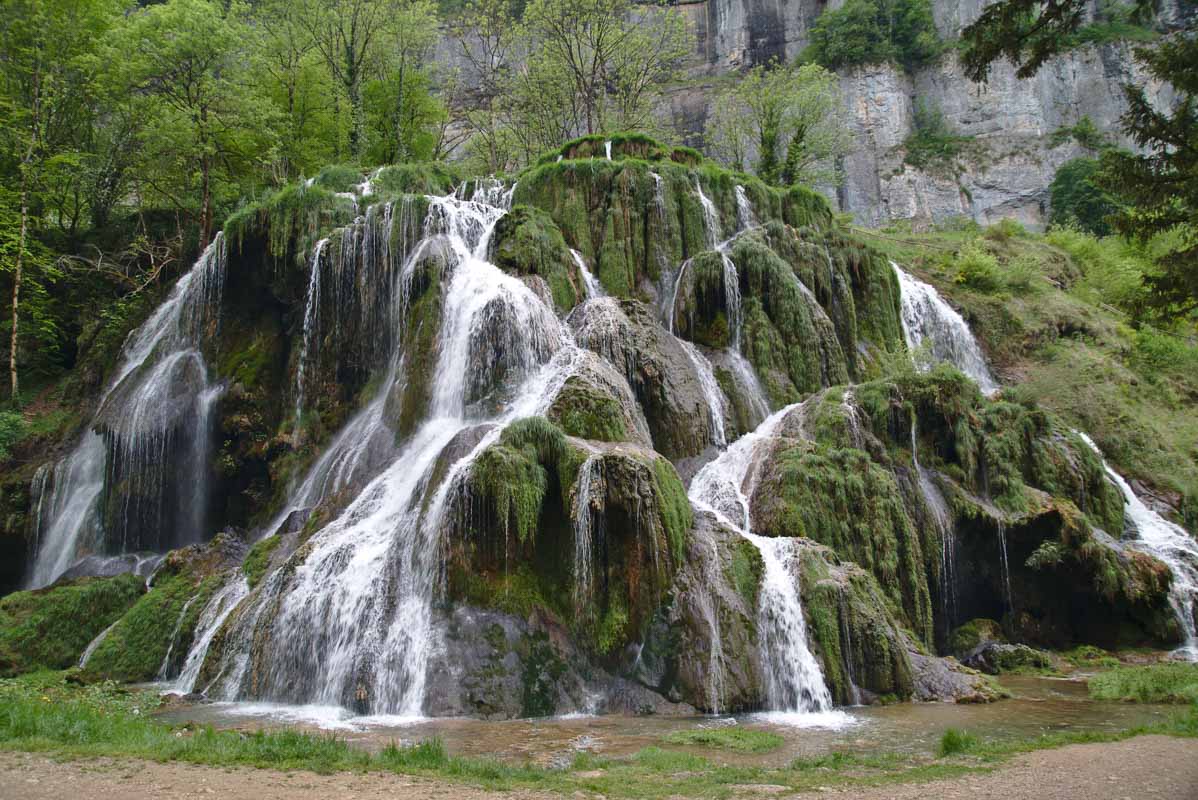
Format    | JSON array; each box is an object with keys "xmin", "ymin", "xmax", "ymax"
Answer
[
  {"xmin": 688, "ymin": 405, "xmax": 838, "ymax": 718},
  {"xmin": 28, "ymin": 235, "xmax": 228, "ymax": 588},
  {"xmin": 892, "ymin": 262, "xmax": 999, "ymax": 395},
  {"xmin": 78, "ymin": 618, "xmax": 121, "ymax": 669},
  {"xmin": 174, "ymin": 576, "xmax": 250, "ymax": 693},
  {"xmin": 293, "ymin": 238, "xmax": 328, "ymax": 441},
  {"xmin": 1078, "ymin": 433, "xmax": 1198, "ymax": 660},
  {"xmin": 912, "ymin": 422, "xmax": 957, "ymax": 628},
  {"xmin": 180, "ymin": 181, "xmax": 588, "ymax": 716},
  {"xmin": 570, "ymin": 248, "xmax": 604, "ymax": 299},
  {"xmin": 572, "ymin": 453, "xmax": 603, "ymax": 617}
]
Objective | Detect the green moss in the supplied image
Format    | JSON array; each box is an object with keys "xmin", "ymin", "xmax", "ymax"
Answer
[
  {"xmin": 312, "ymin": 164, "xmax": 363, "ymax": 193},
  {"xmin": 491, "ymin": 205, "xmax": 581, "ymax": 313},
  {"xmin": 519, "ymin": 631, "xmax": 568, "ymax": 718},
  {"xmin": 0, "ymin": 575, "xmax": 144, "ymax": 677},
  {"xmin": 242, "ymin": 536, "xmax": 281, "ymax": 589},
  {"xmin": 84, "ymin": 569, "xmax": 220, "ymax": 683},
  {"xmin": 373, "ymin": 162, "xmax": 460, "ymax": 197},
  {"xmin": 662, "ymin": 727, "xmax": 784, "ymax": 753},
  {"xmin": 594, "ymin": 592, "xmax": 630, "ymax": 655},
  {"xmin": 947, "ymin": 618, "xmax": 1004, "ymax": 656},
  {"xmin": 727, "ymin": 539, "xmax": 764, "ymax": 608},
  {"xmin": 548, "ymin": 376, "xmax": 628, "ymax": 442},
  {"xmin": 224, "ymin": 182, "xmax": 352, "ymax": 266},
  {"xmin": 651, "ymin": 458, "xmax": 692, "ymax": 564}
]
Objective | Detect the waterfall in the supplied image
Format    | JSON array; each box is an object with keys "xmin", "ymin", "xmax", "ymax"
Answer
[
  {"xmin": 293, "ymin": 238, "xmax": 328, "ymax": 441},
  {"xmin": 912, "ymin": 422, "xmax": 957, "ymax": 628},
  {"xmin": 184, "ymin": 182, "xmax": 586, "ymax": 716},
  {"xmin": 572, "ymin": 454, "xmax": 603, "ymax": 616},
  {"xmin": 1078, "ymin": 433, "xmax": 1198, "ymax": 660},
  {"xmin": 892, "ymin": 262, "xmax": 999, "ymax": 395},
  {"xmin": 678, "ymin": 340, "xmax": 728, "ymax": 449},
  {"xmin": 997, "ymin": 522, "xmax": 1014, "ymax": 615},
  {"xmin": 78, "ymin": 618, "xmax": 121, "ymax": 669},
  {"xmin": 570, "ymin": 249, "xmax": 604, "ymax": 299},
  {"xmin": 156, "ymin": 596, "xmax": 198, "ymax": 680},
  {"xmin": 735, "ymin": 185, "xmax": 757, "ymax": 231},
  {"xmin": 29, "ymin": 236, "xmax": 228, "ymax": 588},
  {"xmin": 174, "ymin": 576, "xmax": 250, "ymax": 693},
  {"xmin": 604, "ymin": 140, "xmax": 612, "ymax": 160},
  {"xmin": 695, "ymin": 538, "xmax": 728, "ymax": 713},
  {"xmin": 688, "ymin": 406, "xmax": 835, "ymax": 715}
]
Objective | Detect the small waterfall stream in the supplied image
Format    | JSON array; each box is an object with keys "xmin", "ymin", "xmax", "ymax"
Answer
[
  {"xmin": 570, "ymin": 248, "xmax": 604, "ymax": 299},
  {"xmin": 893, "ymin": 262, "xmax": 999, "ymax": 395},
  {"xmin": 1078, "ymin": 433, "xmax": 1198, "ymax": 660},
  {"xmin": 688, "ymin": 406, "xmax": 836, "ymax": 717}
]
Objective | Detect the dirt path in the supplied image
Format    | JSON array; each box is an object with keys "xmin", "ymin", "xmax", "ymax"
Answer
[
  {"xmin": 1, "ymin": 735, "xmax": 1196, "ymax": 799},
  {"xmin": 801, "ymin": 735, "xmax": 1198, "ymax": 800}
]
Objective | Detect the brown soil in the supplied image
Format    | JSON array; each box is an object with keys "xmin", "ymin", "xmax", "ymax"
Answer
[{"xmin": 1, "ymin": 735, "xmax": 1195, "ymax": 799}]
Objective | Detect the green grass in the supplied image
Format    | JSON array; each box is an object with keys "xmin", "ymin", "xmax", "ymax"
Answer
[
  {"xmin": 662, "ymin": 726, "xmax": 785, "ymax": 753},
  {"xmin": 1089, "ymin": 663, "xmax": 1198, "ymax": 704},
  {"xmin": 938, "ymin": 728, "xmax": 981, "ymax": 756},
  {"xmin": 1, "ymin": 673, "xmax": 1196, "ymax": 798}
]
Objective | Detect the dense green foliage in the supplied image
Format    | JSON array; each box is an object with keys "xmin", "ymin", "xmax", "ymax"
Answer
[
  {"xmin": 1050, "ymin": 158, "xmax": 1119, "ymax": 236},
  {"xmin": 806, "ymin": 0, "xmax": 943, "ymax": 70},
  {"xmin": 0, "ymin": 575, "xmax": 143, "ymax": 676}
]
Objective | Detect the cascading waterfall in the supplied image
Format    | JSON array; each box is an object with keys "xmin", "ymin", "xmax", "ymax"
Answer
[
  {"xmin": 696, "ymin": 538, "xmax": 728, "ymax": 713},
  {"xmin": 570, "ymin": 249, "xmax": 604, "ymax": 299},
  {"xmin": 678, "ymin": 339, "xmax": 728, "ymax": 449},
  {"xmin": 173, "ymin": 577, "xmax": 250, "ymax": 693},
  {"xmin": 156, "ymin": 596, "xmax": 198, "ymax": 681},
  {"xmin": 734, "ymin": 185, "xmax": 757, "ymax": 231},
  {"xmin": 28, "ymin": 235, "xmax": 228, "ymax": 588},
  {"xmin": 997, "ymin": 522, "xmax": 1014, "ymax": 614},
  {"xmin": 293, "ymin": 238, "xmax": 328, "ymax": 441},
  {"xmin": 1078, "ymin": 433, "xmax": 1198, "ymax": 660},
  {"xmin": 688, "ymin": 406, "xmax": 835, "ymax": 715},
  {"xmin": 78, "ymin": 619, "xmax": 121, "ymax": 669},
  {"xmin": 572, "ymin": 454, "xmax": 603, "ymax": 617},
  {"xmin": 181, "ymin": 182, "xmax": 587, "ymax": 716},
  {"xmin": 892, "ymin": 262, "xmax": 999, "ymax": 395},
  {"xmin": 912, "ymin": 422, "xmax": 957, "ymax": 628}
]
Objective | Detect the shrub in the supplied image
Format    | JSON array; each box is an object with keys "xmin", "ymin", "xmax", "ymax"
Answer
[
  {"xmin": 0, "ymin": 412, "xmax": 26, "ymax": 460},
  {"xmin": 1050, "ymin": 158, "xmax": 1119, "ymax": 236},
  {"xmin": 937, "ymin": 728, "xmax": 980, "ymax": 756},
  {"xmin": 954, "ymin": 241, "xmax": 1003, "ymax": 292},
  {"xmin": 903, "ymin": 101, "xmax": 973, "ymax": 174}
]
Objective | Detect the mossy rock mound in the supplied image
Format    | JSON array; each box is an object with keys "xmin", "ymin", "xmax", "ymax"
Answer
[
  {"xmin": 570, "ymin": 297, "xmax": 728, "ymax": 460},
  {"xmin": 546, "ymin": 353, "xmax": 652, "ymax": 446},
  {"xmin": 948, "ymin": 618, "xmax": 1005, "ymax": 656},
  {"xmin": 447, "ymin": 421, "xmax": 690, "ymax": 662},
  {"xmin": 83, "ymin": 536, "xmax": 242, "ymax": 683},
  {"xmin": 798, "ymin": 542, "xmax": 916, "ymax": 704},
  {"xmin": 0, "ymin": 574, "xmax": 145, "ymax": 676},
  {"xmin": 490, "ymin": 205, "xmax": 583, "ymax": 313}
]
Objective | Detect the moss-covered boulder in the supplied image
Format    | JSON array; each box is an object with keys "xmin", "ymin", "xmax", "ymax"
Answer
[
  {"xmin": 447, "ymin": 420, "xmax": 690, "ymax": 664},
  {"xmin": 797, "ymin": 542, "xmax": 916, "ymax": 704},
  {"xmin": 491, "ymin": 205, "xmax": 584, "ymax": 313},
  {"xmin": 546, "ymin": 352, "xmax": 652, "ymax": 446},
  {"xmin": 83, "ymin": 535, "xmax": 243, "ymax": 682},
  {"xmin": 570, "ymin": 297, "xmax": 729, "ymax": 461},
  {"xmin": 0, "ymin": 574, "xmax": 144, "ymax": 676}
]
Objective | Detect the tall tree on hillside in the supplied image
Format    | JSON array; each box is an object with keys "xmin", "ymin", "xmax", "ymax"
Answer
[
  {"xmin": 0, "ymin": 0, "xmax": 124, "ymax": 403},
  {"xmin": 450, "ymin": 0, "xmax": 522, "ymax": 171},
  {"xmin": 517, "ymin": 0, "xmax": 688, "ymax": 139},
  {"xmin": 103, "ymin": 0, "xmax": 276, "ymax": 248},
  {"xmin": 961, "ymin": 0, "xmax": 1197, "ymax": 316},
  {"xmin": 385, "ymin": 0, "xmax": 440, "ymax": 162},
  {"xmin": 706, "ymin": 62, "xmax": 849, "ymax": 187},
  {"xmin": 299, "ymin": 0, "xmax": 392, "ymax": 160}
]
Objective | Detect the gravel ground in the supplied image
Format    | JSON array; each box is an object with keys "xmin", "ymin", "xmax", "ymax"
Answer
[{"xmin": 1, "ymin": 735, "xmax": 1195, "ymax": 799}]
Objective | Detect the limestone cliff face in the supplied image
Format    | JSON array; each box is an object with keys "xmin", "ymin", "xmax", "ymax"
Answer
[{"xmin": 662, "ymin": 0, "xmax": 1179, "ymax": 229}]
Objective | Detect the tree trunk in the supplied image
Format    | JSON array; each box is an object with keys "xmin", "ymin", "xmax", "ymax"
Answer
[{"xmin": 11, "ymin": 62, "xmax": 41, "ymax": 406}]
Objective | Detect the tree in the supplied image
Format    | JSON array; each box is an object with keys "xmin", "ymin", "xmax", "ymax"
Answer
[
  {"xmin": 517, "ymin": 0, "xmax": 688, "ymax": 138},
  {"xmin": 962, "ymin": 0, "xmax": 1197, "ymax": 316},
  {"xmin": 0, "ymin": 0, "xmax": 123, "ymax": 403},
  {"xmin": 1049, "ymin": 158, "xmax": 1119, "ymax": 235},
  {"xmin": 298, "ymin": 0, "xmax": 392, "ymax": 160},
  {"xmin": 806, "ymin": 0, "xmax": 942, "ymax": 71},
  {"xmin": 706, "ymin": 63, "xmax": 849, "ymax": 187},
  {"xmin": 449, "ymin": 0, "xmax": 523, "ymax": 171},
  {"xmin": 102, "ymin": 0, "xmax": 277, "ymax": 247}
]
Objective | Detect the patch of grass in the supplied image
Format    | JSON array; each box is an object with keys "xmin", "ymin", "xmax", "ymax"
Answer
[
  {"xmin": 242, "ymin": 536, "xmax": 281, "ymax": 589},
  {"xmin": 938, "ymin": 728, "xmax": 980, "ymax": 756},
  {"xmin": 1089, "ymin": 663, "xmax": 1198, "ymax": 704},
  {"xmin": 662, "ymin": 726, "xmax": 785, "ymax": 753},
  {"xmin": 1, "ymin": 673, "xmax": 1196, "ymax": 798}
]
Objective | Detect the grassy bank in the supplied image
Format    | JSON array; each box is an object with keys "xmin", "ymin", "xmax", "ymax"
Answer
[
  {"xmin": 1089, "ymin": 663, "xmax": 1198, "ymax": 704},
  {"xmin": 1, "ymin": 673, "xmax": 1197, "ymax": 798}
]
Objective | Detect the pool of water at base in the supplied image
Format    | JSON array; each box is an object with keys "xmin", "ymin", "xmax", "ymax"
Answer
[{"xmin": 155, "ymin": 676, "xmax": 1177, "ymax": 768}]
